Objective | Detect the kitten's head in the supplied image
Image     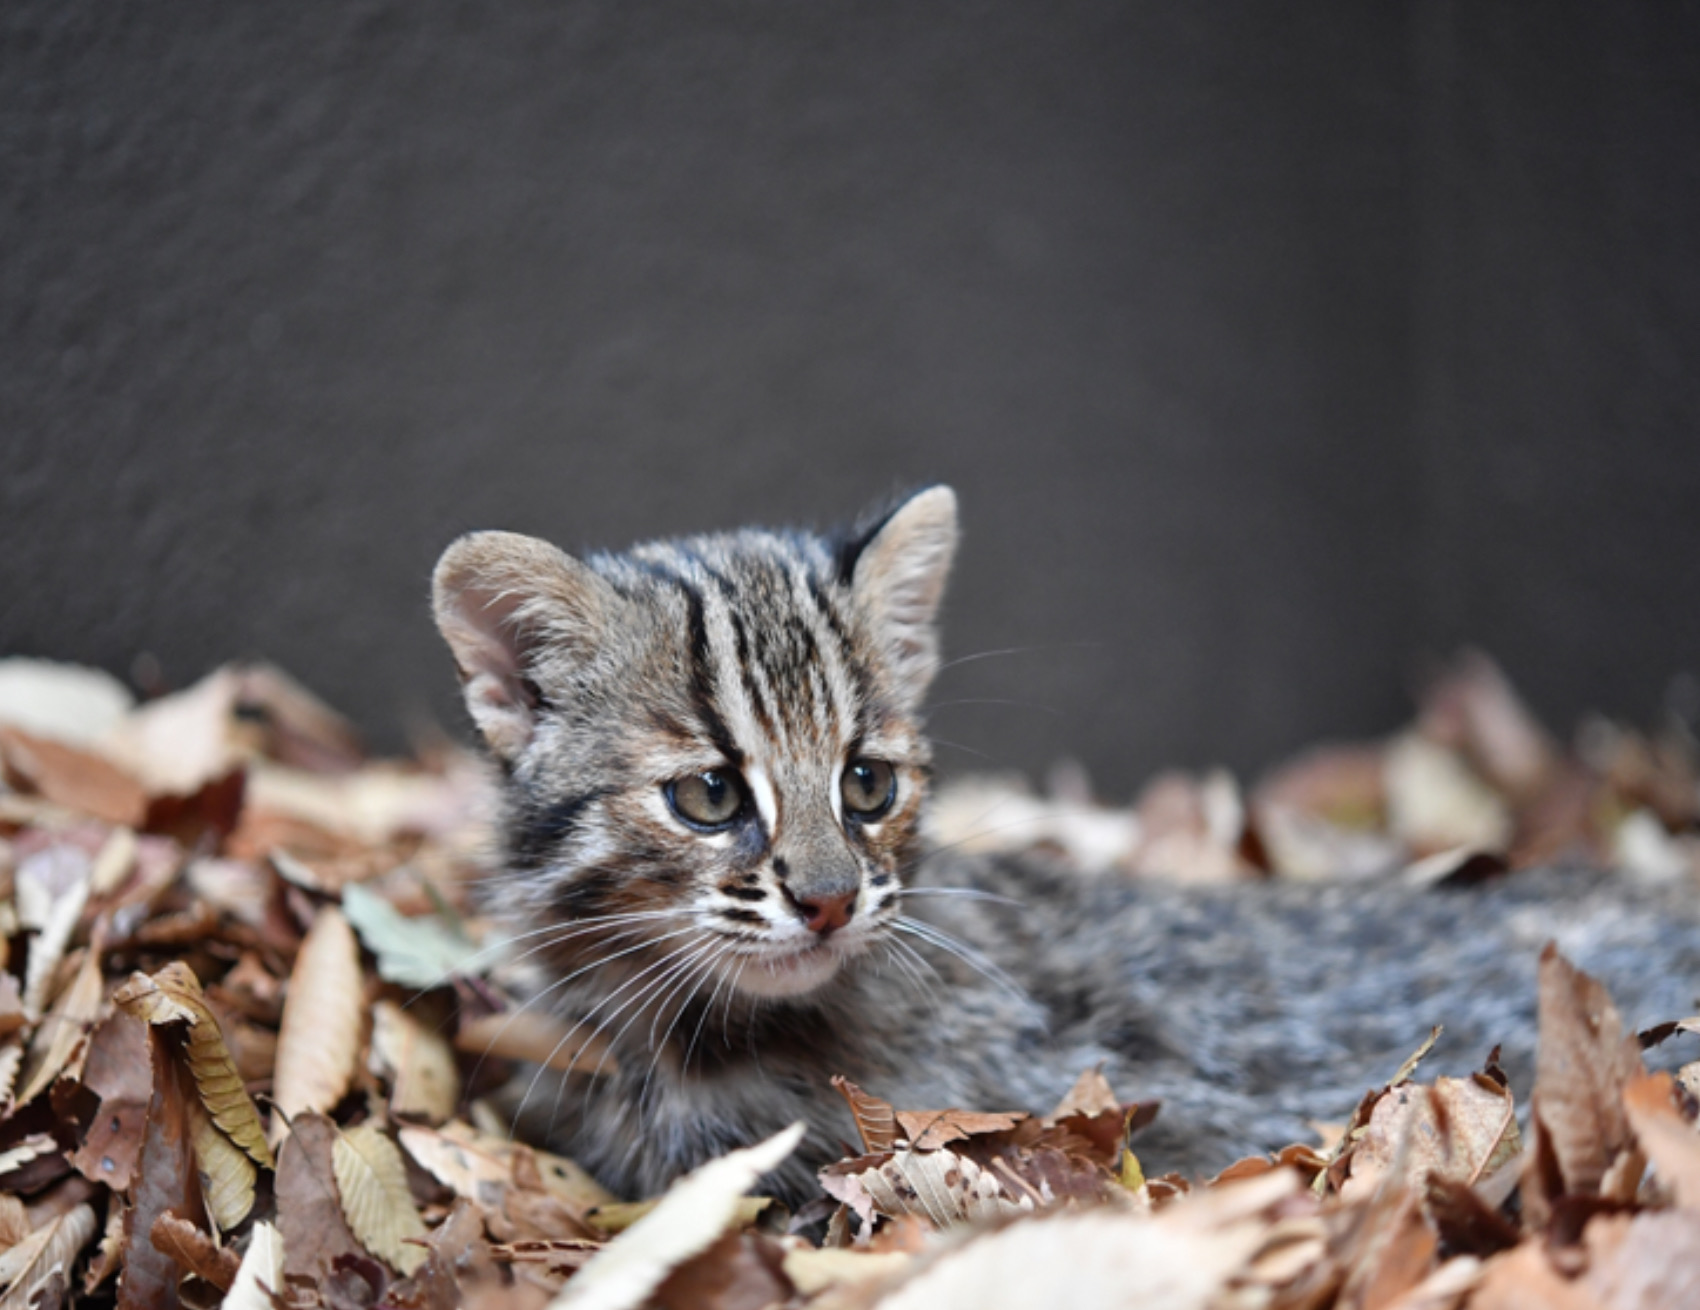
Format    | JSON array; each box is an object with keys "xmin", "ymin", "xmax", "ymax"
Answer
[{"xmin": 432, "ymin": 487, "xmax": 957, "ymax": 1004}]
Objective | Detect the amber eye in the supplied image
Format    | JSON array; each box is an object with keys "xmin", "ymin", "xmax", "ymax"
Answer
[
  {"xmin": 840, "ymin": 759, "xmax": 896, "ymax": 819},
  {"xmin": 666, "ymin": 769, "xmax": 747, "ymax": 830}
]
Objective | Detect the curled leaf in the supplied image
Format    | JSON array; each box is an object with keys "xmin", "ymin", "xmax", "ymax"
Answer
[{"xmin": 113, "ymin": 962, "xmax": 273, "ymax": 1169}]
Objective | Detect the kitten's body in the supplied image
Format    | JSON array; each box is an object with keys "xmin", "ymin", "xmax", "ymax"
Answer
[{"xmin": 433, "ymin": 489, "xmax": 1700, "ymax": 1204}]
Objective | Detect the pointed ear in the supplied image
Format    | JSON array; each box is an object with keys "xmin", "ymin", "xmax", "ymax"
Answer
[
  {"xmin": 431, "ymin": 531, "xmax": 617, "ymax": 761},
  {"xmin": 844, "ymin": 485, "xmax": 959, "ymax": 708}
]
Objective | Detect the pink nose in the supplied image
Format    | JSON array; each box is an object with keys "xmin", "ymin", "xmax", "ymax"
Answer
[{"xmin": 796, "ymin": 890, "xmax": 856, "ymax": 935}]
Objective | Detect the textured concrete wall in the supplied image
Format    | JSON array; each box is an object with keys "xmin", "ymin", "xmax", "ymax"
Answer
[{"xmin": 3, "ymin": 2, "xmax": 1695, "ymax": 794}]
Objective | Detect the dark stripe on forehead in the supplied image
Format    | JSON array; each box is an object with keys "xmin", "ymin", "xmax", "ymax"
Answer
[
  {"xmin": 679, "ymin": 582, "xmax": 744, "ymax": 765},
  {"xmin": 804, "ymin": 573, "xmax": 872, "ymax": 740},
  {"xmin": 724, "ymin": 606, "xmax": 778, "ymax": 739}
]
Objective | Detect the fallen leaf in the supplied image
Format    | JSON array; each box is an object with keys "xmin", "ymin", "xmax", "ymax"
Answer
[
  {"xmin": 370, "ymin": 999, "xmax": 460, "ymax": 1123},
  {"xmin": 553, "ymin": 1121, "xmax": 803, "ymax": 1310},
  {"xmin": 1526, "ymin": 946, "xmax": 1646, "ymax": 1213},
  {"xmin": 1385, "ymin": 734, "xmax": 1512, "ymax": 856},
  {"xmin": 332, "ymin": 1122, "xmax": 430, "ymax": 1275},
  {"xmin": 1621, "ymin": 1071, "xmax": 1700, "ymax": 1209},
  {"xmin": 455, "ymin": 1007, "xmax": 616, "ymax": 1075},
  {"xmin": 1341, "ymin": 1075, "xmax": 1521, "ymax": 1202},
  {"xmin": 342, "ymin": 880, "xmax": 484, "ymax": 989},
  {"xmin": 1579, "ymin": 1208, "xmax": 1700, "ymax": 1308},
  {"xmin": 0, "ymin": 1202, "xmax": 96, "ymax": 1310},
  {"xmin": 276, "ymin": 1113, "xmax": 366, "ymax": 1288},
  {"xmin": 399, "ymin": 1120, "xmax": 615, "ymax": 1215},
  {"xmin": 113, "ymin": 962, "xmax": 273, "ymax": 1168},
  {"xmin": 17, "ymin": 844, "xmax": 93, "ymax": 1017},
  {"xmin": 0, "ymin": 728, "xmax": 148, "ymax": 827},
  {"xmin": 16, "ymin": 946, "xmax": 103, "ymax": 1107},
  {"xmin": 224, "ymin": 1220, "xmax": 285, "ymax": 1310},
  {"xmin": 831, "ymin": 1077, "xmax": 898, "ymax": 1154},
  {"xmin": 68, "ymin": 1011, "xmax": 152, "ymax": 1190},
  {"xmin": 184, "ymin": 1085, "xmax": 260, "ymax": 1231},
  {"xmin": 272, "ymin": 905, "xmax": 364, "ymax": 1134},
  {"xmin": 148, "ymin": 1212, "xmax": 241, "ymax": 1290},
  {"xmin": 648, "ymin": 1229, "xmax": 791, "ymax": 1310},
  {"xmin": 0, "ymin": 659, "xmax": 134, "ymax": 745},
  {"xmin": 894, "ymin": 1107, "xmax": 1027, "ymax": 1151},
  {"xmin": 120, "ymin": 1030, "xmax": 203, "ymax": 1310}
]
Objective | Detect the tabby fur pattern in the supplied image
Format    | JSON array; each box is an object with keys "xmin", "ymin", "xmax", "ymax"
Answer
[{"xmin": 433, "ymin": 487, "xmax": 1700, "ymax": 1204}]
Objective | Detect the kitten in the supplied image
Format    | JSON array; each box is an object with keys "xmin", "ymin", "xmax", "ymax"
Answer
[{"xmin": 432, "ymin": 486, "xmax": 1700, "ymax": 1205}]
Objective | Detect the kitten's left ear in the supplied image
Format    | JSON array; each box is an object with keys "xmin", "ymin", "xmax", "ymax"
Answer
[{"xmin": 844, "ymin": 485, "xmax": 959, "ymax": 708}]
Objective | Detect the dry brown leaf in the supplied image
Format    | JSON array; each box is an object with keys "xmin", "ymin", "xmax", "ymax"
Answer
[
  {"xmin": 648, "ymin": 1229, "xmax": 792, "ymax": 1310},
  {"xmin": 831, "ymin": 1076, "xmax": 898, "ymax": 1154},
  {"xmin": 1527, "ymin": 946, "xmax": 1646, "ymax": 1204},
  {"xmin": 1046, "ymin": 1067, "xmax": 1122, "ymax": 1121},
  {"xmin": 16, "ymin": 946, "xmax": 103, "ymax": 1107},
  {"xmin": 555, "ymin": 1122, "xmax": 803, "ymax": 1310},
  {"xmin": 113, "ymin": 962, "xmax": 273, "ymax": 1168},
  {"xmin": 148, "ymin": 1212, "xmax": 241, "ymax": 1290},
  {"xmin": 0, "ymin": 1202, "xmax": 96, "ymax": 1310},
  {"xmin": 0, "ymin": 1197, "xmax": 27, "ymax": 1252},
  {"xmin": 101, "ymin": 665, "xmax": 251, "ymax": 798},
  {"xmin": 782, "ymin": 1246, "xmax": 912, "ymax": 1297},
  {"xmin": 1471, "ymin": 1234, "xmax": 1602, "ymax": 1310},
  {"xmin": 68, "ymin": 1010, "xmax": 151, "ymax": 1190},
  {"xmin": 370, "ymin": 998, "xmax": 459, "ymax": 1123},
  {"xmin": 272, "ymin": 905, "xmax": 364, "ymax": 1135},
  {"xmin": 1621, "ymin": 1071, "xmax": 1700, "ymax": 1209},
  {"xmin": 893, "ymin": 1107, "xmax": 1026, "ymax": 1151},
  {"xmin": 122, "ymin": 1032, "xmax": 202, "ymax": 1310},
  {"xmin": 0, "ymin": 727, "xmax": 148, "ymax": 827},
  {"xmin": 399, "ymin": 1120, "xmax": 616, "ymax": 1214},
  {"xmin": 1341, "ymin": 1075, "xmax": 1521, "ymax": 1202},
  {"xmin": 1579, "ymin": 1208, "xmax": 1700, "ymax": 1308},
  {"xmin": 332, "ymin": 1122, "xmax": 430, "ymax": 1276},
  {"xmin": 455, "ymin": 1007, "xmax": 617, "ymax": 1075},
  {"xmin": 276, "ymin": 1113, "xmax": 367, "ymax": 1289}
]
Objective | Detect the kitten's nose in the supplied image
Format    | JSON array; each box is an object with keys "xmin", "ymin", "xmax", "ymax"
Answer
[{"xmin": 793, "ymin": 889, "xmax": 856, "ymax": 936}]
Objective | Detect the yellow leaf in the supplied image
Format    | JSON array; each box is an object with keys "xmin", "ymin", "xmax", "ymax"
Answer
[
  {"xmin": 186, "ymin": 1085, "xmax": 258, "ymax": 1231},
  {"xmin": 272, "ymin": 907, "xmax": 363, "ymax": 1138},
  {"xmin": 113, "ymin": 962, "xmax": 273, "ymax": 1169},
  {"xmin": 332, "ymin": 1123, "xmax": 429, "ymax": 1275}
]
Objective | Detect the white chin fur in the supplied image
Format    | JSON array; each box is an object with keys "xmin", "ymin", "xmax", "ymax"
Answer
[{"xmin": 730, "ymin": 942, "xmax": 846, "ymax": 999}]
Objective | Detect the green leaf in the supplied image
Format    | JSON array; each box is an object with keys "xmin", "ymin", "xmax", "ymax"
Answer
[{"xmin": 341, "ymin": 882, "xmax": 483, "ymax": 989}]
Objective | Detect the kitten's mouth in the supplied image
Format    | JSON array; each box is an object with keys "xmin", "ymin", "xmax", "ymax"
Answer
[{"xmin": 730, "ymin": 938, "xmax": 846, "ymax": 999}]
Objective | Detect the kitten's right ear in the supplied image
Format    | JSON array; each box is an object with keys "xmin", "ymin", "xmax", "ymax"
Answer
[{"xmin": 432, "ymin": 531, "xmax": 616, "ymax": 761}]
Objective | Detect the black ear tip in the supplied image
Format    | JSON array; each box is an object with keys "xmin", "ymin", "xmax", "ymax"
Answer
[{"xmin": 835, "ymin": 484, "xmax": 958, "ymax": 584}]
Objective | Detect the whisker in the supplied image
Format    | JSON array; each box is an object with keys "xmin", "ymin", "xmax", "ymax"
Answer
[
  {"xmin": 461, "ymin": 923, "xmax": 697, "ymax": 1089},
  {"xmin": 895, "ymin": 916, "xmax": 1029, "ymax": 1006},
  {"xmin": 898, "ymin": 887, "xmax": 1028, "ymax": 910},
  {"xmin": 933, "ymin": 640, "xmax": 1101, "ymax": 675},
  {"xmin": 513, "ymin": 933, "xmax": 708, "ymax": 1127}
]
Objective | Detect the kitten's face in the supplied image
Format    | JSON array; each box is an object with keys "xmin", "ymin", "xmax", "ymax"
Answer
[{"xmin": 433, "ymin": 488, "xmax": 957, "ymax": 1006}]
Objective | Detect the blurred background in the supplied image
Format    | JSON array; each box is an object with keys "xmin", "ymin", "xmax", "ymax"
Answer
[{"xmin": 4, "ymin": 2, "xmax": 1697, "ymax": 797}]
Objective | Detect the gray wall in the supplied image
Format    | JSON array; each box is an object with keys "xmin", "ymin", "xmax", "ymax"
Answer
[{"xmin": 3, "ymin": 2, "xmax": 1696, "ymax": 796}]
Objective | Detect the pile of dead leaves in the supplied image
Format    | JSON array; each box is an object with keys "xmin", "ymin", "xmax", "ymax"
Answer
[
  {"xmin": 931, "ymin": 649, "xmax": 1700, "ymax": 888},
  {"xmin": 1, "ymin": 654, "xmax": 1699, "ymax": 1308}
]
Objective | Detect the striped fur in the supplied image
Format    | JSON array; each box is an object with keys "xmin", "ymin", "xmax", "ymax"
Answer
[{"xmin": 435, "ymin": 488, "xmax": 1700, "ymax": 1206}]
